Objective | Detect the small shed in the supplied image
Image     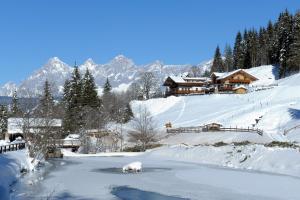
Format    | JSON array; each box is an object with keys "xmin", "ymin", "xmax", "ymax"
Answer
[
  {"xmin": 204, "ymin": 123, "xmax": 223, "ymax": 131},
  {"xmin": 165, "ymin": 122, "xmax": 172, "ymax": 129},
  {"xmin": 233, "ymin": 86, "xmax": 248, "ymax": 94}
]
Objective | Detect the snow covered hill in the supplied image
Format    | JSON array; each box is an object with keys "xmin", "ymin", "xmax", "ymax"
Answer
[
  {"xmin": 131, "ymin": 65, "xmax": 300, "ymax": 143},
  {"xmin": 0, "ymin": 55, "xmax": 212, "ymax": 97}
]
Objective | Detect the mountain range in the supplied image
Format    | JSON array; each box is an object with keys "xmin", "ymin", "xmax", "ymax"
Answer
[{"xmin": 0, "ymin": 55, "xmax": 212, "ymax": 97}]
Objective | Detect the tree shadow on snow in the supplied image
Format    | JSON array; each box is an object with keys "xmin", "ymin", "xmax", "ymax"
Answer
[
  {"xmin": 52, "ymin": 192, "xmax": 96, "ymax": 200},
  {"xmin": 288, "ymin": 108, "xmax": 300, "ymax": 119},
  {"xmin": 272, "ymin": 65, "xmax": 280, "ymax": 80}
]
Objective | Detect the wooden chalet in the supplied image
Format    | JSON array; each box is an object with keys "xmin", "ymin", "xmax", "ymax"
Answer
[
  {"xmin": 163, "ymin": 76, "xmax": 210, "ymax": 96},
  {"xmin": 163, "ymin": 69, "xmax": 258, "ymax": 96},
  {"xmin": 211, "ymin": 69, "xmax": 258, "ymax": 93}
]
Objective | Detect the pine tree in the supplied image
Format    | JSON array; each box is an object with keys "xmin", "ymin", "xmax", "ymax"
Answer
[
  {"xmin": 233, "ymin": 31, "xmax": 244, "ymax": 69},
  {"xmin": 266, "ymin": 20, "xmax": 275, "ymax": 64},
  {"xmin": 103, "ymin": 78, "xmax": 112, "ymax": 95},
  {"xmin": 258, "ymin": 27, "xmax": 268, "ymax": 65},
  {"xmin": 82, "ymin": 69, "xmax": 100, "ymax": 108},
  {"xmin": 276, "ymin": 10, "xmax": 293, "ymax": 78},
  {"xmin": 62, "ymin": 80, "xmax": 72, "ymax": 133},
  {"xmin": 62, "ymin": 66, "xmax": 84, "ymax": 132},
  {"xmin": 39, "ymin": 80, "xmax": 55, "ymax": 118},
  {"xmin": 248, "ymin": 29, "xmax": 259, "ymax": 67},
  {"xmin": 242, "ymin": 29, "xmax": 252, "ymax": 69},
  {"xmin": 102, "ymin": 77, "xmax": 115, "ymax": 120},
  {"xmin": 11, "ymin": 91, "xmax": 21, "ymax": 117},
  {"xmin": 0, "ymin": 105, "xmax": 8, "ymax": 137},
  {"xmin": 122, "ymin": 103, "xmax": 134, "ymax": 123},
  {"xmin": 211, "ymin": 46, "xmax": 224, "ymax": 73},
  {"xmin": 224, "ymin": 44, "xmax": 233, "ymax": 72},
  {"xmin": 288, "ymin": 10, "xmax": 300, "ymax": 73}
]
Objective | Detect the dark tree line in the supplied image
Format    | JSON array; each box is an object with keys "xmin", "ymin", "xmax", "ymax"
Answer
[{"xmin": 211, "ymin": 9, "xmax": 300, "ymax": 78}]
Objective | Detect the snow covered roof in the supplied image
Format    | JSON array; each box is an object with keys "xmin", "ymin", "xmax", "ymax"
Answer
[
  {"xmin": 166, "ymin": 76, "xmax": 210, "ymax": 84},
  {"xmin": 183, "ymin": 77, "xmax": 210, "ymax": 81},
  {"xmin": 8, "ymin": 118, "xmax": 62, "ymax": 134},
  {"xmin": 168, "ymin": 76, "xmax": 185, "ymax": 83},
  {"xmin": 211, "ymin": 69, "xmax": 258, "ymax": 81},
  {"xmin": 211, "ymin": 72, "xmax": 226, "ymax": 78},
  {"xmin": 233, "ymin": 85, "xmax": 248, "ymax": 90},
  {"xmin": 64, "ymin": 134, "xmax": 80, "ymax": 141}
]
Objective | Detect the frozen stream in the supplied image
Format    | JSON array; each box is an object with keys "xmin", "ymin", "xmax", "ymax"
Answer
[{"xmin": 11, "ymin": 155, "xmax": 300, "ymax": 200}]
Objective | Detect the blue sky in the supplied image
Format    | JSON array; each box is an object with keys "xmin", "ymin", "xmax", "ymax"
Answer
[{"xmin": 0, "ymin": 0, "xmax": 300, "ymax": 84}]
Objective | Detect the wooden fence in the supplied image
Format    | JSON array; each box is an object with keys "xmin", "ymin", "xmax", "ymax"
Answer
[
  {"xmin": 0, "ymin": 142, "xmax": 26, "ymax": 154},
  {"xmin": 166, "ymin": 126, "xmax": 263, "ymax": 136}
]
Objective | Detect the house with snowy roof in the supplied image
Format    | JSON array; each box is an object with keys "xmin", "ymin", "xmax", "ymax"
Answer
[
  {"xmin": 211, "ymin": 69, "xmax": 258, "ymax": 93},
  {"xmin": 163, "ymin": 76, "xmax": 211, "ymax": 96},
  {"xmin": 163, "ymin": 69, "xmax": 258, "ymax": 96}
]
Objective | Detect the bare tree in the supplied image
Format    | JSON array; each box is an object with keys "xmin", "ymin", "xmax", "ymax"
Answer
[
  {"xmin": 189, "ymin": 65, "xmax": 202, "ymax": 77},
  {"xmin": 19, "ymin": 82, "xmax": 62, "ymax": 162},
  {"xmin": 128, "ymin": 106, "xmax": 158, "ymax": 151},
  {"xmin": 139, "ymin": 72, "xmax": 158, "ymax": 100},
  {"xmin": 126, "ymin": 82, "xmax": 142, "ymax": 101}
]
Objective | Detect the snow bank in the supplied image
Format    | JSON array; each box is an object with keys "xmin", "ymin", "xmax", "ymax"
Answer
[
  {"xmin": 161, "ymin": 132, "xmax": 271, "ymax": 145},
  {"xmin": 0, "ymin": 140, "xmax": 9, "ymax": 146},
  {"xmin": 146, "ymin": 144, "xmax": 300, "ymax": 177},
  {"xmin": 0, "ymin": 150, "xmax": 33, "ymax": 199},
  {"xmin": 62, "ymin": 149, "xmax": 143, "ymax": 157}
]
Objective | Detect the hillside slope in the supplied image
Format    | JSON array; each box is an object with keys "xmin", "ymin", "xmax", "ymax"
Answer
[{"xmin": 132, "ymin": 65, "xmax": 300, "ymax": 143}]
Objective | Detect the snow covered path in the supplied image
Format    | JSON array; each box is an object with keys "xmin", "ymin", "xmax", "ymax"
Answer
[{"xmin": 12, "ymin": 154, "xmax": 300, "ymax": 200}]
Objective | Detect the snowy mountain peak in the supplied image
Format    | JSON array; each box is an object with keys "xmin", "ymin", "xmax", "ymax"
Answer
[
  {"xmin": 113, "ymin": 54, "xmax": 129, "ymax": 61},
  {"xmin": 0, "ymin": 56, "xmax": 213, "ymax": 97},
  {"xmin": 0, "ymin": 82, "xmax": 17, "ymax": 96},
  {"xmin": 109, "ymin": 55, "xmax": 135, "ymax": 67},
  {"xmin": 80, "ymin": 58, "xmax": 98, "ymax": 71},
  {"xmin": 84, "ymin": 58, "xmax": 96, "ymax": 66},
  {"xmin": 42, "ymin": 57, "xmax": 70, "ymax": 72},
  {"xmin": 47, "ymin": 57, "xmax": 63, "ymax": 64}
]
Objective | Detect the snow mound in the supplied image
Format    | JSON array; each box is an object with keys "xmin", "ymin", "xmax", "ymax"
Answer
[{"xmin": 122, "ymin": 161, "xmax": 142, "ymax": 172}]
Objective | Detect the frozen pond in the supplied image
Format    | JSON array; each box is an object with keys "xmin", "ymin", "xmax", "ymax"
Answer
[{"xmin": 10, "ymin": 155, "xmax": 300, "ymax": 200}]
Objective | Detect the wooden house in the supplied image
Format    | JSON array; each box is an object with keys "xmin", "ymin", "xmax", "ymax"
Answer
[
  {"xmin": 211, "ymin": 69, "xmax": 258, "ymax": 93},
  {"xmin": 163, "ymin": 76, "xmax": 210, "ymax": 96}
]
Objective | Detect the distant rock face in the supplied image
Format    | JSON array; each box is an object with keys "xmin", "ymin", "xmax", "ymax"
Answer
[{"xmin": 0, "ymin": 55, "xmax": 212, "ymax": 97}]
